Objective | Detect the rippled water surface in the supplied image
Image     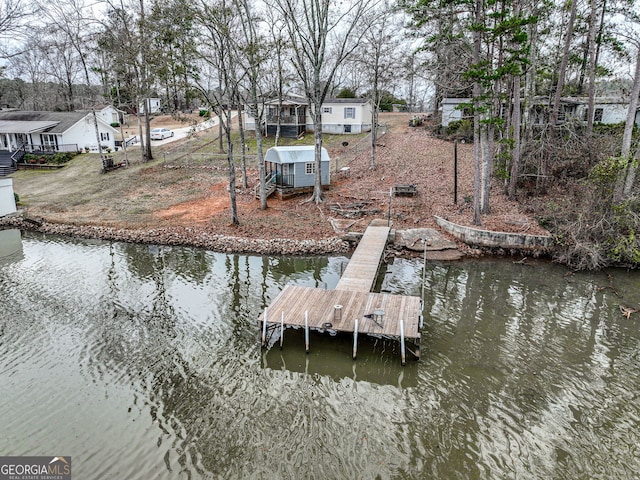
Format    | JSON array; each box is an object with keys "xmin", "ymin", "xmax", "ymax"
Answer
[{"xmin": 1, "ymin": 231, "xmax": 639, "ymax": 479}]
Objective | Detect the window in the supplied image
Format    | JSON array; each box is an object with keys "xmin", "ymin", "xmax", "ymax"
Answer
[
  {"xmin": 594, "ymin": 108, "xmax": 603, "ymax": 122},
  {"xmin": 100, "ymin": 132, "xmax": 110, "ymax": 141},
  {"xmin": 344, "ymin": 124, "xmax": 352, "ymax": 133},
  {"xmin": 322, "ymin": 107, "xmax": 332, "ymax": 114},
  {"xmin": 41, "ymin": 133, "xmax": 57, "ymax": 149},
  {"xmin": 305, "ymin": 162, "xmax": 315, "ymax": 175},
  {"xmin": 344, "ymin": 107, "xmax": 356, "ymax": 119}
]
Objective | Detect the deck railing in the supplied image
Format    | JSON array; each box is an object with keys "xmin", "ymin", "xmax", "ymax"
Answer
[
  {"xmin": 265, "ymin": 114, "xmax": 306, "ymax": 125},
  {"xmin": 22, "ymin": 144, "xmax": 79, "ymax": 153}
]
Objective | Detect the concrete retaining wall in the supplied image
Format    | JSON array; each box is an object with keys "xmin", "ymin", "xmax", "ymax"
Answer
[{"xmin": 435, "ymin": 215, "xmax": 554, "ymax": 250}]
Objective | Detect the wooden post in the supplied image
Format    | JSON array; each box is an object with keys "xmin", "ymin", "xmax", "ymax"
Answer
[
  {"xmin": 352, "ymin": 318, "xmax": 359, "ymax": 360},
  {"xmin": 454, "ymin": 140, "xmax": 458, "ymax": 204},
  {"xmin": 399, "ymin": 318, "xmax": 406, "ymax": 366},
  {"xmin": 280, "ymin": 311, "xmax": 284, "ymax": 350},
  {"xmin": 261, "ymin": 308, "xmax": 267, "ymax": 347},
  {"xmin": 304, "ymin": 310, "xmax": 310, "ymax": 353},
  {"xmin": 387, "ymin": 187, "xmax": 393, "ymax": 226},
  {"xmin": 421, "ymin": 238, "xmax": 427, "ymax": 304}
]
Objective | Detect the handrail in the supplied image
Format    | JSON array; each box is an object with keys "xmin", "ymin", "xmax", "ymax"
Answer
[{"xmin": 254, "ymin": 172, "xmax": 276, "ymax": 198}]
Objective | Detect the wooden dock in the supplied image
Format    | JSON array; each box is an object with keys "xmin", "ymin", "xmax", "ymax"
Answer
[
  {"xmin": 335, "ymin": 224, "xmax": 390, "ymax": 293},
  {"xmin": 259, "ymin": 221, "xmax": 423, "ymax": 364}
]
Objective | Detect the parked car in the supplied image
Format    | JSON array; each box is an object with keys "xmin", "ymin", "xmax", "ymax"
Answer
[{"xmin": 150, "ymin": 128, "xmax": 174, "ymax": 140}]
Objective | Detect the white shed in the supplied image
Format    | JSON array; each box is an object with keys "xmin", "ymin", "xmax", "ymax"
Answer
[{"xmin": 0, "ymin": 177, "xmax": 17, "ymax": 217}]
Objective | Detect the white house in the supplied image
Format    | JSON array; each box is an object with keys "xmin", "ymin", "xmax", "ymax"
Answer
[
  {"xmin": 244, "ymin": 95, "xmax": 373, "ymax": 138},
  {"xmin": 442, "ymin": 96, "xmax": 640, "ymax": 127},
  {"xmin": 318, "ymin": 98, "xmax": 373, "ymax": 134},
  {"xmin": 0, "ymin": 110, "xmax": 121, "ymax": 154},
  {"xmin": 92, "ymin": 105, "xmax": 127, "ymax": 126},
  {"xmin": 441, "ymin": 98, "xmax": 472, "ymax": 127},
  {"xmin": 139, "ymin": 98, "xmax": 162, "ymax": 114}
]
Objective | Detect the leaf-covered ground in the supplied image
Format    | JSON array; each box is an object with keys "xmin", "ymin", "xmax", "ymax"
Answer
[{"xmin": 13, "ymin": 112, "xmax": 549, "ymax": 244}]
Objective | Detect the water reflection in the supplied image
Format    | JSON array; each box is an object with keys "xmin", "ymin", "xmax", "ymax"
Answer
[
  {"xmin": 0, "ymin": 234, "xmax": 639, "ymax": 479},
  {"xmin": 0, "ymin": 228, "xmax": 23, "ymax": 261}
]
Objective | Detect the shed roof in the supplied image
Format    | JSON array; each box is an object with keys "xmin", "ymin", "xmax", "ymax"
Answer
[{"xmin": 264, "ymin": 146, "xmax": 330, "ymax": 164}]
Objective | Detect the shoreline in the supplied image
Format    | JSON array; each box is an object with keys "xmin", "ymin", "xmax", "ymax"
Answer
[
  {"xmin": 0, "ymin": 212, "xmax": 351, "ymax": 256},
  {"xmin": 1, "ymin": 211, "xmax": 559, "ymax": 262}
]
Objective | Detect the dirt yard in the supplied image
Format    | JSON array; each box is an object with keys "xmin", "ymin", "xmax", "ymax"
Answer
[{"xmin": 10, "ymin": 112, "xmax": 548, "ymax": 244}]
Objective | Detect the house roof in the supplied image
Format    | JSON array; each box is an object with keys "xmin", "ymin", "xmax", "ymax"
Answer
[
  {"xmin": 0, "ymin": 120, "xmax": 59, "ymax": 134},
  {"xmin": 264, "ymin": 146, "xmax": 330, "ymax": 164},
  {"xmin": 0, "ymin": 110, "xmax": 119, "ymax": 134},
  {"xmin": 324, "ymin": 98, "xmax": 370, "ymax": 104}
]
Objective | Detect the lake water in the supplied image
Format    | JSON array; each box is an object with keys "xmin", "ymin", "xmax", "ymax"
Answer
[{"xmin": 1, "ymin": 231, "xmax": 639, "ymax": 479}]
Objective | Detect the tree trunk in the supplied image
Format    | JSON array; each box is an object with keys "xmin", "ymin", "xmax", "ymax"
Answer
[
  {"xmin": 310, "ymin": 109, "xmax": 324, "ymax": 204},
  {"xmin": 508, "ymin": 74, "xmax": 522, "ymax": 199},
  {"xmin": 550, "ymin": 0, "xmax": 577, "ymax": 131},
  {"xmin": 480, "ymin": 120, "xmax": 492, "ymax": 214},
  {"xmin": 370, "ymin": 102, "xmax": 378, "ymax": 170},
  {"xmin": 586, "ymin": 0, "xmax": 599, "ymax": 137},
  {"xmin": 472, "ymin": 0, "xmax": 482, "ymax": 226},
  {"xmin": 225, "ymin": 110, "xmax": 239, "ymax": 225},
  {"xmin": 237, "ymin": 103, "xmax": 248, "ymax": 188},
  {"xmin": 144, "ymin": 98, "xmax": 152, "ymax": 161},
  {"xmin": 616, "ymin": 45, "xmax": 640, "ymax": 200}
]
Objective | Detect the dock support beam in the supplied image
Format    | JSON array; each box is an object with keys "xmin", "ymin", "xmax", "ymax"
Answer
[
  {"xmin": 280, "ymin": 311, "xmax": 284, "ymax": 349},
  {"xmin": 400, "ymin": 318, "xmax": 406, "ymax": 366},
  {"xmin": 353, "ymin": 318, "xmax": 359, "ymax": 360},
  {"xmin": 261, "ymin": 308, "xmax": 268, "ymax": 347},
  {"xmin": 304, "ymin": 311, "xmax": 310, "ymax": 353}
]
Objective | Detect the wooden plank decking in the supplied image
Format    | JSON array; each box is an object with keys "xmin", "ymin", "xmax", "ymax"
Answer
[
  {"xmin": 259, "ymin": 221, "xmax": 423, "ymax": 363},
  {"xmin": 335, "ymin": 224, "xmax": 390, "ymax": 293},
  {"xmin": 259, "ymin": 285, "xmax": 421, "ymax": 339}
]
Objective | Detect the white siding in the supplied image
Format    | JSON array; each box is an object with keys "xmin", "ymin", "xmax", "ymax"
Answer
[
  {"xmin": 441, "ymin": 99, "xmax": 469, "ymax": 127},
  {"xmin": 0, "ymin": 177, "xmax": 17, "ymax": 217},
  {"xmin": 63, "ymin": 117, "xmax": 118, "ymax": 152}
]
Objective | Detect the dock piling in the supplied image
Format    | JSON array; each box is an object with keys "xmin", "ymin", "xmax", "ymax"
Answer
[
  {"xmin": 261, "ymin": 308, "xmax": 268, "ymax": 347},
  {"xmin": 353, "ymin": 318, "xmax": 359, "ymax": 360},
  {"xmin": 400, "ymin": 318, "xmax": 406, "ymax": 366},
  {"xmin": 304, "ymin": 311, "xmax": 310, "ymax": 353},
  {"xmin": 280, "ymin": 311, "xmax": 284, "ymax": 349}
]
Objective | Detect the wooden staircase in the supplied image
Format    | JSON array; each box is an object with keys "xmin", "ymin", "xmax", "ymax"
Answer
[
  {"xmin": 254, "ymin": 173, "xmax": 277, "ymax": 199},
  {"xmin": 0, "ymin": 151, "xmax": 19, "ymax": 176}
]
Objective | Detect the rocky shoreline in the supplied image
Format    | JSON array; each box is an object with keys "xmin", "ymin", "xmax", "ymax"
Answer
[{"xmin": 0, "ymin": 213, "xmax": 351, "ymax": 256}]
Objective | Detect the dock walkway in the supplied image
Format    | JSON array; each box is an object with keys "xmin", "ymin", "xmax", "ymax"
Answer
[
  {"xmin": 335, "ymin": 224, "xmax": 390, "ymax": 293},
  {"xmin": 259, "ymin": 221, "xmax": 423, "ymax": 364}
]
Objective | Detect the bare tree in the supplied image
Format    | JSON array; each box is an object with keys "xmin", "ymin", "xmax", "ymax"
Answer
[
  {"xmin": 38, "ymin": 0, "xmax": 108, "ymax": 164},
  {"xmin": 272, "ymin": 0, "xmax": 379, "ymax": 203},
  {"xmin": 616, "ymin": 42, "xmax": 640, "ymax": 199},
  {"xmin": 235, "ymin": 0, "xmax": 270, "ymax": 209},
  {"xmin": 0, "ymin": 0, "xmax": 38, "ymax": 58},
  {"xmin": 194, "ymin": 0, "xmax": 243, "ymax": 225},
  {"xmin": 359, "ymin": 4, "xmax": 401, "ymax": 170}
]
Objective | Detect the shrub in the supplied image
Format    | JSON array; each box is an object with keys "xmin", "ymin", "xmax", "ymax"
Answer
[
  {"xmin": 445, "ymin": 119, "xmax": 473, "ymax": 138},
  {"xmin": 51, "ymin": 152, "xmax": 74, "ymax": 164},
  {"xmin": 199, "ymin": 109, "xmax": 210, "ymax": 118},
  {"xmin": 14, "ymin": 192, "xmax": 19, "ymax": 204},
  {"xmin": 543, "ymin": 157, "xmax": 640, "ymax": 270}
]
